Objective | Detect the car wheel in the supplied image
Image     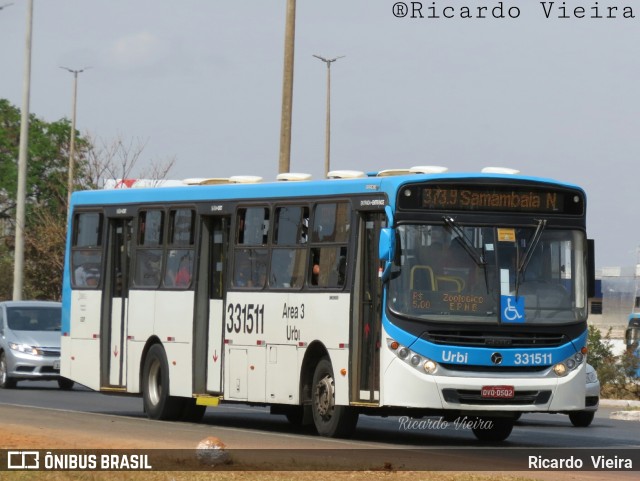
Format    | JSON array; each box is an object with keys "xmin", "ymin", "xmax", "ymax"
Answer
[
  {"xmin": 0, "ymin": 353, "xmax": 17, "ymax": 389},
  {"xmin": 569, "ymin": 411, "xmax": 595, "ymax": 427},
  {"xmin": 57, "ymin": 377, "xmax": 75, "ymax": 390}
]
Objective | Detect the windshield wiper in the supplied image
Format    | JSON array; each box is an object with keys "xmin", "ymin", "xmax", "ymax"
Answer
[
  {"xmin": 443, "ymin": 216, "xmax": 486, "ymax": 266},
  {"xmin": 515, "ymin": 219, "xmax": 547, "ymax": 296},
  {"xmin": 518, "ymin": 219, "xmax": 547, "ymax": 274}
]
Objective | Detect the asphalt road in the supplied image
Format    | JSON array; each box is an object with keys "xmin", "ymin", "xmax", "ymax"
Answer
[{"xmin": 0, "ymin": 381, "xmax": 638, "ymax": 475}]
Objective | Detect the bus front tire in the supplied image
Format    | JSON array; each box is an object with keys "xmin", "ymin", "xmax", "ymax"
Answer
[
  {"xmin": 569, "ymin": 411, "xmax": 594, "ymax": 427},
  {"xmin": 472, "ymin": 417, "xmax": 514, "ymax": 443},
  {"xmin": 142, "ymin": 344, "xmax": 184, "ymax": 420},
  {"xmin": 311, "ymin": 357, "xmax": 358, "ymax": 438}
]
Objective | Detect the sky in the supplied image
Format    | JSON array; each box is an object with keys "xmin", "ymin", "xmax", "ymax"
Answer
[{"xmin": 0, "ymin": 0, "xmax": 638, "ymax": 270}]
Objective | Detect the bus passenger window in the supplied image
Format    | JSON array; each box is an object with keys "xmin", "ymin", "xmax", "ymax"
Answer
[
  {"xmin": 310, "ymin": 247, "xmax": 347, "ymax": 288},
  {"xmin": 71, "ymin": 212, "xmax": 103, "ymax": 289},
  {"xmin": 237, "ymin": 207, "xmax": 269, "ymax": 245}
]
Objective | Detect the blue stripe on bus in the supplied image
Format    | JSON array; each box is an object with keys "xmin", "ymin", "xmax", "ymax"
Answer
[{"xmin": 383, "ymin": 313, "xmax": 588, "ymax": 368}]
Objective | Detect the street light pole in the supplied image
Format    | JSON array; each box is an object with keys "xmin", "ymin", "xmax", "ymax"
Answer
[
  {"xmin": 313, "ymin": 55, "xmax": 344, "ymax": 177},
  {"xmin": 13, "ymin": 0, "xmax": 33, "ymax": 301},
  {"xmin": 278, "ymin": 0, "xmax": 296, "ymax": 174},
  {"xmin": 60, "ymin": 67, "xmax": 88, "ymax": 210}
]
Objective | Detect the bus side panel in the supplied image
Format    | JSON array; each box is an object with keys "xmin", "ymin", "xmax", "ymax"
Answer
[
  {"xmin": 154, "ymin": 291, "xmax": 195, "ymax": 397},
  {"xmin": 327, "ymin": 348, "xmax": 350, "ymax": 406},
  {"xmin": 127, "ymin": 291, "xmax": 156, "ymax": 345},
  {"xmin": 61, "ymin": 290, "xmax": 103, "ymax": 390},
  {"xmin": 63, "ymin": 337, "xmax": 101, "ymax": 391},
  {"xmin": 69, "ymin": 290, "xmax": 102, "ymax": 340},
  {"xmin": 125, "ymin": 290, "xmax": 155, "ymax": 394},
  {"xmin": 154, "ymin": 291, "xmax": 194, "ymax": 344},
  {"xmin": 266, "ymin": 344, "xmax": 298, "ymax": 403},
  {"xmin": 126, "ymin": 340, "xmax": 144, "ymax": 393},
  {"xmin": 164, "ymin": 342, "xmax": 193, "ymax": 397}
]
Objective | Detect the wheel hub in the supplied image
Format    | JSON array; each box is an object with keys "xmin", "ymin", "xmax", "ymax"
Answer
[{"xmin": 315, "ymin": 375, "xmax": 334, "ymax": 417}]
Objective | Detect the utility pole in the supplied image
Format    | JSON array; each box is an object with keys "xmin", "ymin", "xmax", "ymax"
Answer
[
  {"xmin": 13, "ymin": 0, "xmax": 33, "ymax": 301},
  {"xmin": 60, "ymin": 67, "xmax": 89, "ymax": 210},
  {"xmin": 313, "ymin": 55, "xmax": 344, "ymax": 177},
  {"xmin": 278, "ymin": 0, "xmax": 296, "ymax": 174}
]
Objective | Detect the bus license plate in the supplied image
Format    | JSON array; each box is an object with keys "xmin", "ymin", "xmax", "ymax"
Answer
[
  {"xmin": 481, "ymin": 385, "xmax": 514, "ymax": 399},
  {"xmin": 53, "ymin": 361, "xmax": 60, "ymax": 370}
]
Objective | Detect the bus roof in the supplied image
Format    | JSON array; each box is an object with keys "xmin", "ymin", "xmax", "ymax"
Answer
[{"xmin": 71, "ymin": 171, "xmax": 585, "ymax": 210}]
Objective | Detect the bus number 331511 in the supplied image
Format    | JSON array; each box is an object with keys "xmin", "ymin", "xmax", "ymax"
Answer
[{"xmin": 226, "ymin": 303, "xmax": 265, "ymax": 334}]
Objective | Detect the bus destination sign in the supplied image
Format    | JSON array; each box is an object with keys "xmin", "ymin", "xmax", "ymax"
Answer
[{"xmin": 413, "ymin": 185, "xmax": 584, "ymax": 215}]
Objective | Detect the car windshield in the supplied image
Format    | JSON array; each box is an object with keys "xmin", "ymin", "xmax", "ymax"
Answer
[
  {"xmin": 387, "ymin": 224, "xmax": 587, "ymax": 324},
  {"xmin": 7, "ymin": 307, "xmax": 61, "ymax": 331}
]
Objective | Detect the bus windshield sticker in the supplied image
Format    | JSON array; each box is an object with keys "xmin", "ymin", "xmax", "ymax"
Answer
[
  {"xmin": 497, "ymin": 228, "xmax": 516, "ymax": 243},
  {"xmin": 501, "ymin": 295, "xmax": 525, "ymax": 323}
]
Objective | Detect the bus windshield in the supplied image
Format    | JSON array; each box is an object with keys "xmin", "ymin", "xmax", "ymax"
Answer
[{"xmin": 387, "ymin": 224, "xmax": 587, "ymax": 324}]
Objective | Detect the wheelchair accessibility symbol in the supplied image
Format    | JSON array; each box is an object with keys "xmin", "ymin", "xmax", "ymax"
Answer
[{"xmin": 501, "ymin": 295, "xmax": 525, "ymax": 323}]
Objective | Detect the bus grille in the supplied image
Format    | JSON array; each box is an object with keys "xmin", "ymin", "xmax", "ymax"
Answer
[
  {"xmin": 442, "ymin": 389, "xmax": 552, "ymax": 406},
  {"xmin": 424, "ymin": 331, "xmax": 566, "ymax": 348}
]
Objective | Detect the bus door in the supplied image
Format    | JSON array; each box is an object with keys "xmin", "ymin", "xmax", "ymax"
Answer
[
  {"xmin": 352, "ymin": 211, "xmax": 384, "ymax": 404},
  {"xmin": 193, "ymin": 211, "xmax": 230, "ymax": 394},
  {"xmin": 100, "ymin": 215, "xmax": 133, "ymax": 389}
]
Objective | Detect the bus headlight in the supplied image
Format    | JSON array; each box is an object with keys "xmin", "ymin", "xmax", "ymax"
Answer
[
  {"xmin": 553, "ymin": 352, "xmax": 585, "ymax": 377},
  {"xmin": 553, "ymin": 363, "xmax": 567, "ymax": 377},
  {"xmin": 423, "ymin": 359, "xmax": 437, "ymax": 374},
  {"xmin": 386, "ymin": 338, "xmax": 438, "ymax": 374}
]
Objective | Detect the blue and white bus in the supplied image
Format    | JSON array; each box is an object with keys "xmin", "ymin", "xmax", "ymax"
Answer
[{"xmin": 61, "ymin": 167, "xmax": 594, "ymax": 442}]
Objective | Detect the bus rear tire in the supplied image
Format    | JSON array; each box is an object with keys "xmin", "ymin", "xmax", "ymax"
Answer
[
  {"xmin": 472, "ymin": 417, "xmax": 514, "ymax": 443},
  {"xmin": 181, "ymin": 398, "xmax": 206, "ymax": 423},
  {"xmin": 312, "ymin": 357, "xmax": 358, "ymax": 438},
  {"xmin": 142, "ymin": 344, "xmax": 184, "ymax": 420},
  {"xmin": 57, "ymin": 377, "xmax": 75, "ymax": 390}
]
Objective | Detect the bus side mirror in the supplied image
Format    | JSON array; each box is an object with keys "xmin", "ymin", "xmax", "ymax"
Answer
[{"xmin": 379, "ymin": 228, "xmax": 396, "ymax": 282}]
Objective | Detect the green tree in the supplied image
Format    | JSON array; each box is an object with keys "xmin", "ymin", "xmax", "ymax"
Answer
[{"xmin": 0, "ymin": 98, "xmax": 90, "ymax": 300}]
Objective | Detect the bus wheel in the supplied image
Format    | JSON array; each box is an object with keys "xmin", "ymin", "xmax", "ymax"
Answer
[
  {"xmin": 0, "ymin": 353, "xmax": 17, "ymax": 389},
  {"xmin": 311, "ymin": 357, "xmax": 358, "ymax": 438},
  {"xmin": 142, "ymin": 344, "xmax": 184, "ymax": 420},
  {"xmin": 472, "ymin": 417, "xmax": 514, "ymax": 443},
  {"xmin": 569, "ymin": 411, "xmax": 594, "ymax": 427},
  {"xmin": 57, "ymin": 377, "xmax": 75, "ymax": 390},
  {"xmin": 181, "ymin": 398, "xmax": 206, "ymax": 423}
]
